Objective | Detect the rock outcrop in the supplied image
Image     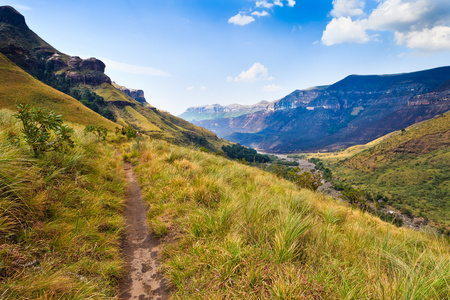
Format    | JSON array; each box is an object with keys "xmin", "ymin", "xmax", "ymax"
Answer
[{"xmin": 114, "ymin": 83, "xmax": 147, "ymax": 104}]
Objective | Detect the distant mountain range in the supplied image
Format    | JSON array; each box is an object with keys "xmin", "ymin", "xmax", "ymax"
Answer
[
  {"xmin": 181, "ymin": 68, "xmax": 450, "ymax": 153},
  {"xmin": 0, "ymin": 5, "xmax": 226, "ymax": 151}
]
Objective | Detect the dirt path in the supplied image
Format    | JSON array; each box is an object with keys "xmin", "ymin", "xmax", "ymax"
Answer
[{"xmin": 119, "ymin": 162, "xmax": 169, "ymax": 300}]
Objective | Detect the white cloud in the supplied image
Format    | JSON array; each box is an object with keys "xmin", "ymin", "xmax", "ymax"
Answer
[
  {"xmin": 262, "ymin": 84, "xmax": 283, "ymax": 92},
  {"xmin": 252, "ymin": 11, "xmax": 270, "ymax": 17},
  {"xmin": 200, "ymin": 86, "xmax": 208, "ymax": 91},
  {"xmin": 187, "ymin": 86, "xmax": 194, "ymax": 91},
  {"xmin": 228, "ymin": 13, "xmax": 255, "ymax": 26},
  {"xmin": 256, "ymin": 1, "xmax": 274, "ymax": 9},
  {"xmin": 287, "ymin": 0, "xmax": 296, "ymax": 7},
  {"xmin": 394, "ymin": 26, "xmax": 450, "ymax": 51},
  {"xmin": 274, "ymin": 0, "xmax": 284, "ymax": 7},
  {"xmin": 322, "ymin": 0, "xmax": 450, "ymax": 52},
  {"xmin": 102, "ymin": 58, "xmax": 170, "ymax": 77},
  {"xmin": 331, "ymin": 0, "xmax": 365, "ymax": 18},
  {"xmin": 227, "ymin": 63, "xmax": 275, "ymax": 83},
  {"xmin": 322, "ymin": 17, "xmax": 370, "ymax": 46}
]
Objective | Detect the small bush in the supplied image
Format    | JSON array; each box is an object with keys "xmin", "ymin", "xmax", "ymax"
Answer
[{"xmin": 15, "ymin": 104, "xmax": 74, "ymax": 156}]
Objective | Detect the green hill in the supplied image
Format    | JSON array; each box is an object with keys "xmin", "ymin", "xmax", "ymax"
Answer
[{"xmin": 318, "ymin": 111, "xmax": 450, "ymax": 232}]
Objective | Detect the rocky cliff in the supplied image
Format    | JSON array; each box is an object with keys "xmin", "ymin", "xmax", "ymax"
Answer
[
  {"xmin": 195, "ymin": 67, "xmax": 450, "ymax": 153},
  {"xmin": 113, "ymin": 83, "xmax": 147, "ymax": 104}
]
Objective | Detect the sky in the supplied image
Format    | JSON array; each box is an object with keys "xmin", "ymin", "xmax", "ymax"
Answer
[{"xmin": 4, "ymin": 0, "xmax": 450, "ymax": 115}]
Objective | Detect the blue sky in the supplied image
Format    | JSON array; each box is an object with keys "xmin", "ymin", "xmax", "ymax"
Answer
[{"xmin": 5, "ymin": 0, "xmax": 450, "ymax": 115}]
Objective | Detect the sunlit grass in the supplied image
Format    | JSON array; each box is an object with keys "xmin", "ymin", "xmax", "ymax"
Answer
[{"xmin": 133, "ymin": 138, "xmax": 450, "ymax": 299}]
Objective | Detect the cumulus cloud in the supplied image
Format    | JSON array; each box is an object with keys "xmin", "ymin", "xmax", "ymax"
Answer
[
  {"xmin": 322, "ymin": 17, "xmax": 370, "ymax": 45},
  {"xmin": 227, "ymin": 63, "xmax": 275, "ymax": 83},
  {"xmin": 331, "ymin": 0, "xmax": 365, "ymax": 18},
  {"xmin": 252, "ymin": 11, "xmax": 270, "ymax": 17},
  {"xmin": 262, "ymin": 84, "xmax": 283, "ymax": 92},
  {"xmin": 228, "ymin": 13, "xmax": 255, "ymax": 26},
  {"xmin": 102, "ymin": 58, "xmax": 170, "ymax": 77},
  {"xmin": 287, "ymin": 0, "xmax": 296, "ymax": 7},
  {"xmin": 322, "ymin": 0, "xmax": 450, "ymax": 51},
  {"xmin": 394, "ymin": 26, "xmax": 450, "ymax": 51},
  {"xmin": 256, "ymin": 0, "xmax": 283, "ymax": 9}
]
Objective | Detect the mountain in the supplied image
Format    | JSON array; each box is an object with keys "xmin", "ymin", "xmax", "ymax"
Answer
[
  {"xmin": 179, "ymin": 100, "xmax": 273, "ymax": 122},
  {"xmin": 0, "ymin": 6, "xmax": 226, "ymax": 151},
  {"xmin": 192, "ymin": 68, "xmax": 450, "ymax": 153}
]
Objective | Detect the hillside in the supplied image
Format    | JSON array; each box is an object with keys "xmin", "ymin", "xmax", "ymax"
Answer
[
  {"xmin": 0, "ymin": 5, "xmax": 227, "ymax": 151},
  {"xmin": 307, "ymin": 111, "xmax": 450, "ymax": 232},
  {"xmin": 192, "ymin": 67, "xmax": 450, "ymax": 153},
  {"xmin": 0, "ymin": 53, "xmax": 116, "ymax": 129}
]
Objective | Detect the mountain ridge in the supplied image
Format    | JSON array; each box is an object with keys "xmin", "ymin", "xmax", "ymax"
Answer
[{"xmin": 190, "ymin": 66, "xmax": 450, "ymax": 153}]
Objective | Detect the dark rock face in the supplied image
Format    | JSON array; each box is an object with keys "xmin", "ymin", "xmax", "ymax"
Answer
[
  {"xmin": 195, "ymin": 66, "xmax": 450, "ymax": 153},
  {"xmin": 0, "ymin": 6, "xmax": 27, "ymax": 28},
  {"xmin": 80, "ymin": 57, "xmax": 105, "ymax": 72}
]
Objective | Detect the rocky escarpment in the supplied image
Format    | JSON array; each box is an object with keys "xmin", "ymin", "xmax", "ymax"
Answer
[
  {"xmin": 195, "ymin": 66, "xmax": 450, "ymax": 153},
  {"xmin": 0, "ymin": 6, "xmax": 111, "ymax": 86},
  {"xmin": 113, "ymin": 83, "xmax": 147, "ymax": 104}
]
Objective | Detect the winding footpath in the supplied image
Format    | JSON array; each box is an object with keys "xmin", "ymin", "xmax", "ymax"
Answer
[{"xmin": 119, "ymin": 162, "xmax": 169, "ymax": 300}]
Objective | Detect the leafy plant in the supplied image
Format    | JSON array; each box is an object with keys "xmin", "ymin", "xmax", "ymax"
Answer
[{"xmin": 14, "ymin": 104, "xmax": 74, "ymax": 156}]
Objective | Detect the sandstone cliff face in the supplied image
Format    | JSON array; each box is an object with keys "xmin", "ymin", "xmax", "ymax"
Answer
[
  {"xmin": 114, "ymin": 84, "xmax": 147, "ymax": 104},
  {"xmin": 59, "ymin": 56, "xmax": 111, "ymax": 85}
]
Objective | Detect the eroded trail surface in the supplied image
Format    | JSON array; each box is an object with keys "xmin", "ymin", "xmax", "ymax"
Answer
[{"xmin": 119, "ymin": 162, "xmax": 169, "ymax": 300}]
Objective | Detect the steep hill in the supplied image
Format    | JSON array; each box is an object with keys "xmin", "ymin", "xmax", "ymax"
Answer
[
  {"xmin": 0, "ymin": 5, "xmax": 226, "ymax": 151},
  {"xmin": 193, "ymin": 68, "xmax": 450, "ymax": 153},
  {"xmin": 317, "ymin": 111, "xmax": 450, "ymax": 232}
]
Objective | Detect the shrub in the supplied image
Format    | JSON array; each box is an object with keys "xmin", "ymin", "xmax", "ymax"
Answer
[{"xmin": 14, "ymin": 104, "xmax": 74, "ymax": 156}]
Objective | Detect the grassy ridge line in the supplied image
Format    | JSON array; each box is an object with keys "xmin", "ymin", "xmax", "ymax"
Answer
[
  {"xmin": 0, "ymin": 53, "xmax": 116, "ymax": 130},
  {"xmin": 128, "ymin": 139, "xmax": 450, "ymax": 299},
  {"xmin": 0, "ymin": 111, "xmax": 125, "ymax": 299}
]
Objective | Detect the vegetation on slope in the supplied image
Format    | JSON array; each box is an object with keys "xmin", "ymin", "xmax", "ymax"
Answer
[
  {"xmin": 0, "ymin": 53, "xmax": 116, "ymax": 130},
  {"xmin": 0, "ymin": 110, "xmax": 125, "ymax": 299},
  {"xmin": 302, "ymin": 112, "xmax": 450, "ymax": 233},
  {"xmin": 126, "ymin": 138, "xmax": 450, "ymax": 299}
]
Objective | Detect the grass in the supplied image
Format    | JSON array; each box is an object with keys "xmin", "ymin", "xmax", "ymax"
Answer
[
  {"xmin": 0, "ymin": 110, "xmax": 125, "ymax": 299},
  {"xmin": 130, "ymin": 138, "xmax": 450, "ymax": 299}
]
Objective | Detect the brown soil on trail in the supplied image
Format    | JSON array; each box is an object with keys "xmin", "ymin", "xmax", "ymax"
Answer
[{"xmin": 119, "ymin": 162, "xmax": 170, "ymax": 300}]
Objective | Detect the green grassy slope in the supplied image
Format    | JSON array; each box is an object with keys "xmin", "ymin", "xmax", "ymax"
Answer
[
  {"xmin": 0, "ymin": 53, "xmax": 116, "ymax": 129},
  {"xmin": 126, "ymin": 138, "xmax": 450, "ymax": 299},
  {"xmin": 0, "ymin": 111, "xmax": 124, "ymax": 299},
  {"xmin": 325, "ymin": 112, "xmax": 450, "ymax": 231},
  {"xmin": 94, "ymin": 83, "xmax": 229, "ymax": 151}
]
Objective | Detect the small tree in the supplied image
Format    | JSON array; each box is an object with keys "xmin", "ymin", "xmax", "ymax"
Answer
[{"xmin": 15, "ymin": 104, "xmax": 74, "ymax": 156}]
